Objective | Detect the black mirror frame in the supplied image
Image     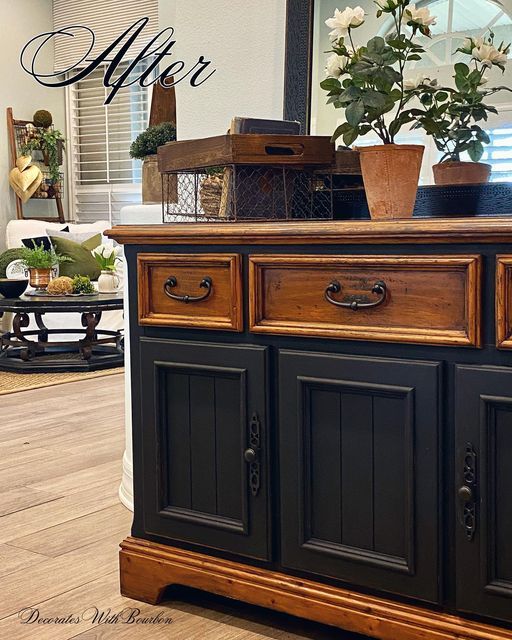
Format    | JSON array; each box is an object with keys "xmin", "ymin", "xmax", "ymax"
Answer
[{"xmin": 283, "ymin": 0, "xmax": 315, "ymax": 133}]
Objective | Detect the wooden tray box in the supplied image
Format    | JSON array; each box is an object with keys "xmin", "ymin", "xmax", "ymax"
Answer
[{"xmin": 157, "ymin": 134, "xmax": 334, "ymax": 172}]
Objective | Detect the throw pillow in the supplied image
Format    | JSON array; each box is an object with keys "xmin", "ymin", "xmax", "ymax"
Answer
[
  {"xmin": 47, "ymin": 229, "xmax": 97, "ymax": 245},
  {"xmin": 50, "ymin": 233, "xmax": 102, "ymax": 280},
  {"xmin": 22, "ymin": 226, "xmax": 69, "ymax": 252}
]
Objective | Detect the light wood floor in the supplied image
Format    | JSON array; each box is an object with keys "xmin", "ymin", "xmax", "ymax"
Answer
[{"xmin": 0, "ymin": 375, "xmax": 365, "ymax": 639}]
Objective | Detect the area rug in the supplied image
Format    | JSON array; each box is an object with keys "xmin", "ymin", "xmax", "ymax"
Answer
[{"xmin": 0, "ymin": 366, "xmax": 124, "ymax": 395}]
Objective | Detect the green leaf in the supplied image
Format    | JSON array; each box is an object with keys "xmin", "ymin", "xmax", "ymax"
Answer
[
  {"xmin": 435, "ymin": 91, "xmax": 449, "ymax": 102},
  {"xmin": 407, "ymin": 54, "xmax": 422, "ymax": 61},
  {"xmin": 389, "ymin": 120, "xmax": 402, "ymax": 138},
  {"xmin": 455, "ymin": 75, "xmax": 469, "ymax": 92},
  {"xmin": 367, "ymin": 36, "xmax": 386, "ymax": 54},
  {"xmin": 331, "ymin": 122, "xmax": 352, "ymax": 143},
  {"xmin": 339, "ymin": 86, "xmax": 363, "ymax": 102},
  {"xmin": 468, "ymin": 140, "xmax": 484, "ymax": 162},
  {"xmin": 345, "ymin": 100, "xmax": 365, "ymax": 127},
  {"xmin": 387, "ymin": 38, "xmax": 407, "ymax": 50},
  {"xmin": 320, "ymin": 78, "xmax": 342, "ymax": 91},
  {"xmin": 475, "ymin": 129, "xmax": 490, "ymax": 144},
  {"xmin": 454, "ymin": 62, "xmax": 470, "ymax": 77},
  {"xmin": 362, "ymin": 90, "xmax": 387, "ymax": 109},
  {"xmin": 382, "ymin": 66, "xmax": 401, "ymax": 85},
  {"xmin": 343, "ymin": 127, "xmax": 359, "ymax": 146}
]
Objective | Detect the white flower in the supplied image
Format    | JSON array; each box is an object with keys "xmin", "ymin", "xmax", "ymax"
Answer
[
  {"xmin": 325, "ymin": 7, "xmax": 365, "ymax": 40},
  {"xmin": 403, "ymin": 5, "xmax": 437, "ymax": 28},
  {"xmin": 404, "ymin": 73, "xmax": 436, "ymax": 90},
  {"xmin": 325, "ymin": 53, "xmax": 349, "ymax": 78},
  {"xmin": 460, "ymin": 36, "xmax": 483, "ymax": 54},
  {"xmin": 375, "ymin": 0, "xmax": 399, "ymax": 9},
  {"xmin": 92, "ymin": 243, "xmax": 121, "ymax": 259},
  {"xmin": 472, "ymin": 42, "xmax": 508, "ymax": 67}
]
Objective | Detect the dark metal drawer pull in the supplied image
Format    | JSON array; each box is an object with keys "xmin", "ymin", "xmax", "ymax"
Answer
[
  {"xmin": 458, "ymin": 442, "xmax": 477, "ymax": 541},
  {"xmin": 325, "ymin": 279, "xmax": 387, "ymax": 311},
  {"xmin": 163, "ymin": 276, "xmax": 213, "ymax": 303}
]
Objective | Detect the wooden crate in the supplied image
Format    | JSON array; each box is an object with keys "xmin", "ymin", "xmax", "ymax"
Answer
[{"xmin": 157, "ymin": 134, "xmax": 334, "ymax": 172}]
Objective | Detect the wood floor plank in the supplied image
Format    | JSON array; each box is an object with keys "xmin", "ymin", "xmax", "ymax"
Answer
[
  {"xmin": 0, "ymin": 544, "xmax": 47, "ymax": 579},
  {"xmin": 9, "ymin": 504, "xmax": 131, "ymax": 557},
  {"xmin": 0, "ymin": 450, "xmax": 122, "ymax": 491},
  {"xmin": 27, "ymin": 460, "xmax": 122, "ymax": 496},
  {"xmin": 0, "ymin": 532, "xmax": 123, "ymax": 619},
  {"xmin": 0, "ymin": 481, "xmax": 119, "ymax": 545},
  {"xmin": 0, "ymin": 486, "xmax": 62, "ymax": 517}
]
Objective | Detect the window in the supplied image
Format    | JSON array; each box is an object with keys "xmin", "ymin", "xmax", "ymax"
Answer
[
  {"xmin": 66, "ymin": 61, "xmax": 151, "ymax": 225},
  {"xmin": 382, "ymin": 0, "xmax": 512, "ymax": 69}
]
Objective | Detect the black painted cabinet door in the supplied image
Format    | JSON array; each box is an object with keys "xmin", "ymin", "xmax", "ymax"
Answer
[
  {"xmin": 455, "ymin": 365, "xmax": 512, "ymax": 623},
  {"xmin": 140, "ymin": 338, "xmax": 269, "ymax": 561},
  {"xmin": 279, "ymin": 350, "xmax": 441, "ymax": 603}
]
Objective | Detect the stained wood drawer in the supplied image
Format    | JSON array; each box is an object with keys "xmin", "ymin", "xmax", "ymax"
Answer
[
  {"xmin": 138, "ymin": 253, "xmax": 242, "ymax": 331},
  {"xmin": 249, "ymin": 255, "xmax": 481, "ymax": 346},
  {"xmin": 496, "ymin": 255, "xmax": 512, "ymax": 348}
]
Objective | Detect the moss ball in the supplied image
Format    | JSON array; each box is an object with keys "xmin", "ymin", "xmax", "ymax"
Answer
[
  {"xmin": 47, "ymin": 276, "xmax": 74, "ymax": 295},
  {"xmin": 0, "ymin": 248, "xmax": 25, "ymax": 277},
  {"xmin": 33, "ymin": 109, "xmax": 53, "ymax": 128}
]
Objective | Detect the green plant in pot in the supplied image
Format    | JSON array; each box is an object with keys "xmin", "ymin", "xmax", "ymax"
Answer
[
  {"xmin": 411, "ymin": 33, "xmax": 511, "ymax": 185},
  {"xmin": 21, "ymin": 111, "xmax": 65, "ymax": 196},
  {"xmin": 20, "ymin": 241, "xmax": 72, "ymax": 292},
  {"xmin": 320, "ymin": 1, "xmax": 436, "ymax": 219},
  {"xmin": 130, "ymin": 122, "xmax": 177, "ymax": 204}
]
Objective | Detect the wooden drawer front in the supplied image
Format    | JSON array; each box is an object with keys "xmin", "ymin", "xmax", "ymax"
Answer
[
  {"xmin": 138, "ymin": 254, "xmax": 242, "ymax": 331},
  {"xmin": 249, "ymin": 255, "xmax": 481, "ymax": 346},
  {"xmin": 497, "ymin": 256, "xmax": 512, "ymax": 348}
]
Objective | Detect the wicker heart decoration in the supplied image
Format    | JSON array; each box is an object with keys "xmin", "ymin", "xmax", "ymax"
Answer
[{"xmin": 9, "ymin": 163, "xmax": 42, "ymax": 203}]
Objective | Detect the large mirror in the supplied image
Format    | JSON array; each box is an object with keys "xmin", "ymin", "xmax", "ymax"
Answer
[{"xmin": 286, "ymin": 0, "xmax": 512, "ymax": 185}]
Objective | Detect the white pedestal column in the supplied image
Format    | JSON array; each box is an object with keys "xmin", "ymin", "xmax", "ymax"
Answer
[{"xmin": 118, "ymin": 205, "xmax": 163, "ymax": 512}]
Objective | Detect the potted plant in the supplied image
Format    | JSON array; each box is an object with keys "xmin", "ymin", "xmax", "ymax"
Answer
[
  {"xmin": 130, "ymin": 122, "xmax": 177, "ymax": 204},
  {"xmin": 411, "ymin": 33, "xmax": 511, "ymax": 185},
  {"xmin": 91, "ymin": 243, "xmax": 122, "ymax": 293},
  {"xmin": 320, "ymin": 1, "xmax": 436, "ymax": 219},
  {"xmin": 21, "ymin": 120, "xmax": 65, "ymax": 197},
  {"xmin": 20, "ymin": 241, "xmax": 72, "ymax": 292}
]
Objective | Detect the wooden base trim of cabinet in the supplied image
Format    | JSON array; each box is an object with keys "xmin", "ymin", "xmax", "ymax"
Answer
[{"xmin": 119, "ymin": 537, "xmax": 512, "ymax": 640}]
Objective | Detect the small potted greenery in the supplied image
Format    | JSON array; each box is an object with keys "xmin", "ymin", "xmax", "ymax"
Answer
[
  {"xmin": 20, "ymin": 241, "xmax": 72, "ymax": 292},
  {"xmin": 21, "ymin": 110, "xmax": 65, "ymax": 197},
  {"xmin": 412, "ymin": 33, "xmax": 511, "ymax": 185},
  {"xmin": 321, "ymin": 2, "xmax": 436, "ymax": 219},
  {"xmin": 130, "ymin": 122, "xmax": 177, "ymax": 204}
]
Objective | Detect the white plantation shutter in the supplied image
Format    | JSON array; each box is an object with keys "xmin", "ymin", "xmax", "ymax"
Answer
[
  {"xmin": 52, "ymin": 0, "xmax": 159, "ymax": 73},
  {"xmin": 481, "ymin": 127, "xmax": 512, "ymax": 182},
  {"xmin": 66, "ymin": 60, "xmax": 152, "ymax": 225}
]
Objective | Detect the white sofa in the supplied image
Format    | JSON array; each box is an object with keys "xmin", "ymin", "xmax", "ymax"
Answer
[{"xmin": 3, "ymin": 219, "xmax": 124, "ymax": 336}]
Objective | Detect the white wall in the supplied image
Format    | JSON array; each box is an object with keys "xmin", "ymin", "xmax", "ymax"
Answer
[
  {"xmin": 162, "ymin": 0, "xmax": 287, "ymax": 140},
  {"xmin": 0, "ymin": 0, "xmax": 66, "ymax": 250}
]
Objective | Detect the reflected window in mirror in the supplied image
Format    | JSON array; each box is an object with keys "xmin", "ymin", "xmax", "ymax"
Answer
[{"xmin": 311, "ymin": 0, "xmax": 512, "ymax": 184}]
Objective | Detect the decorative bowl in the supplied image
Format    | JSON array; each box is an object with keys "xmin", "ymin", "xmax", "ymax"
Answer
[{"xmin": 0, "ymin": 278, "xmax": 29, "ymax": 298}]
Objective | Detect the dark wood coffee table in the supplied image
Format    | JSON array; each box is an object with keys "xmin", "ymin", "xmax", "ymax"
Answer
[{"xmin": 0, "ymin": 292, "xmax": 124, "ymax": 372}]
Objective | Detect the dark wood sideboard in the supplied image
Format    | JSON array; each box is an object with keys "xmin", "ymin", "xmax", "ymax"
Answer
[{"xmin": 108, "ymin": 218, "xmax": 512, "ymax": 640}]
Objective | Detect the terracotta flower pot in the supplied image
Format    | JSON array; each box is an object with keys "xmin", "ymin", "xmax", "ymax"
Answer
[
  {"xmin": 432, "ymin": 161, "xmax": 491, "ymax": 186},
  {"xmin": 356, "ymin": 144, "xmax": 424, "ymax": 220}
]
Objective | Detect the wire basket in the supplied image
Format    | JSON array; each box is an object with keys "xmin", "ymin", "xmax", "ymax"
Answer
[
  {"xmin": 13, "ymin": 122, "xmax": 64, "ymax": 201},
  {"xmin": 162, "ymin": 165, "xmax": 334, "ymax": 223}
]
